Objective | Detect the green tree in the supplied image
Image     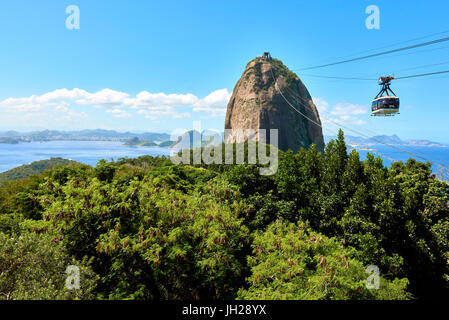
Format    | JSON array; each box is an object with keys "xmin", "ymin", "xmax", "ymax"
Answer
[
  {"xmin": 38, "ymin": 168, "xmax": 251, "ymax": 299},
  {"xmin": 0, "ymin": 232, "xmax": 98, "ymax": 300},
  {"xmin": 238, "ymin": 221, "xmax": 411, "ymax": 300}
]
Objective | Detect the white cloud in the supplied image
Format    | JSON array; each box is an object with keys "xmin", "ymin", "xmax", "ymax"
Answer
[
  {"xmin": 192, "ymin": 88, "xmax": 231, "ymax": 116},
  {"xmin": 312, "ymin": 97, "xmax": 369, "ymax": 135},
  {"xmin": 106, "ymin": 109, "xmax": 131, "ymax": 119},
  {"xmin": 330, "ymin": 102, "xmax": 368, "ymax": 116},
  {"xmin": 1, "ymin": 89, "xmax": 376, "ymax": 134},
  {"xmin": 194, "ymin": 88, "xmax": 231, "ymax": 107},
  {"xmin": 0, "ymin": 88, "xmax": 232, "ymax": 125},
  {"xmin": 312, "ymin": 97, "xmax": 329, "ymax": 114},
  {"xmin": 136, "ymin": 108, "xmax": 191, "ymax": 120},
  {"xmin": 76, "ymin": 88, "xmax": 129, "ymax": 108},
  {"xmin": 134, "ymin": 91, "xmax": 198, "ymax": 107},
  {"xmin": 129, "ymin": 88, "xmax": 230, "ymax": 118},
  {"xmin": 40, "ymin": 88, "xmax": 89, "ymax": 102}
]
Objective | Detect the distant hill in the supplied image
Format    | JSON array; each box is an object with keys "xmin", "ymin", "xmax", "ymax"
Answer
[
  {"xmin": 325, "ymin": 134, "xmax": 448, "ymax": 148},
  {"xmin": 159, "ymin": 140, "xmax": 176, "ymax": 148},
  {"xmin": 402, "ymin": 139, "xmax": 448, "ymax": 147},
  {"xmin": 0, "ymin": 158, "xmax": 77, "ymax": 185},
  {"xmin": 123, "ymin": 137, "xmax": 158, "ymax": 147},
  {"xmin": 170, "ymin": 130, "xmax": 223, "ymax": 150},
  {"xmin": 370, "ymin": 134, "xmax": 403, "ymax": 145}
]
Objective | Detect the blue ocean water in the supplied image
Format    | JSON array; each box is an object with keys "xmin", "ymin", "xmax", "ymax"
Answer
[
  {"xmin": 0, "ymin": 141, "xmax": 172, "ymax": 173},
  {"xmin": 0, "ymin": 141, "xmax": 448, "ymax": 177},
  {"xmin": 351, "ymin": 144, "xmax": 449, "ymax": 176}
]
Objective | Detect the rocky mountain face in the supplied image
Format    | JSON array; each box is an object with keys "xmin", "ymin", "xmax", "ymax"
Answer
[{"xmin": 224, "ymin": 55, "xmax": 325, "ymax": 152}]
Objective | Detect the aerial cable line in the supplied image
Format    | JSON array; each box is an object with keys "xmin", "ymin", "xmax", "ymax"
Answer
[
  {"xmin": 270, "ymin": 67, "xmax": 384, "ymax": 154},
  {"xmin": 300, "ymin": 74, "xmax": 375, "ymax": 80},
  {"xmin": 368, "ymin": 59, "xmax": 449, "ymax": 77},
  {"xmin": 301, "ymin": 59, "xmax": 449, "ymax": 81},
  {"xmin": 293, "ymin": 43, "xmax": 449, "ymax": 78},
  {"xmin": 299, "ymin": 69, "xmax": 449, "ymax": 82},
  {"xmin": 283, "ymin": 85, "xmax": 449, "ymax": 168},
  {"xmin": 300, "ymin": 100, "xmax": 448, "ymax": 167},
  {"xmin": 365, "ymin": 44, "xmax": 449, "ymax": 64},
  {"xmin": 276, "ymin": 77, "xmax": 410, "ymax": 163},
  {"xmin": 282, "ymin": 88, "xmax": 409, "ymax": 163},
  {"xmin": 269, "ymin": 68, "xmax": 323, "ymax": 128},
  {"xmin": 395, "ymin": 69, "xmax": 449, "ymax": 80},
  {"xmin": 270, "ymin": 66, "xmax": 449, "ymax": 170},
  {"xmin": 310, "ymin": 30, "xmax": 449, "ymax": 66},
  {"xmin": 295, "ymin": 36, "xmax": 449, "ymax": 71},
  {"xmin": 282, "ymin": 83, "xmax": 442, "ymax": 165},
  {"xmin": 344, "ymin": 44, "xmax": 449, "ymax": 74},
  {"xmin": 309, "ymin": 45, "xmax": 449, "ymax": 78},
  {"xmin": 268, "ymin": 73, "xmax": 399, "ymax": 161},
  {"xmin": 281, "ymin": 71, "xmax": 449, "ymax": 167},
  {"xmin": 353, "ymin": 56, "xmax": 449, "ymax": 79}
]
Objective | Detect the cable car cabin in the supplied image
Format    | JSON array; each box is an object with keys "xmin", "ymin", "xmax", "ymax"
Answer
[
  {"xmin": 371, "ymin": 96, "xmax": 400, "ymax": 116},
  {"xmin": 371, "ymin": 76, "xmax": 400, "ymax": 116}
]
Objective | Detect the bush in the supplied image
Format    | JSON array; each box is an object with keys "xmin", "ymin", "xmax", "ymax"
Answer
[
  {"xmin": 0, "ymin": 232, "xmax": 98, "ymax": 300},
  {"xmin": 238, "ymin": 221, "xmax": 411, "ymax": 300}
]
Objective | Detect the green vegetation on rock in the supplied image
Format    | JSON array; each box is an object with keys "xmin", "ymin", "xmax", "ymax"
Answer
[
  {"xmin": 0, "ymin": 158, "xmax": 77, "ymax": 186},
  {"xmin": 159, "ymin": 140, "xmax": 175, "ymax": 148},
  {"xmin": 124, "ymin": 137, "xmax": 171, "ymax": 147}
]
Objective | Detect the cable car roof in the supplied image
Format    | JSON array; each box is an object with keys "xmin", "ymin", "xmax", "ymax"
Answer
[{"xmin": 372, "ymin": 96, "xmax": 399, "ymax": 101}]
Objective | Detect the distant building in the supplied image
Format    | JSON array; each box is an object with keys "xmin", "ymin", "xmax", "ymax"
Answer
[{"xmin": 262, "ymin": 52, "xmax": 272, "ymax": 61}]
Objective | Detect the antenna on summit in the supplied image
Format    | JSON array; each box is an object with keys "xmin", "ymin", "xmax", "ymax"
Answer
[{"xmin": 263, "ymin": 52, "xmax": 272, "ymax": 61}]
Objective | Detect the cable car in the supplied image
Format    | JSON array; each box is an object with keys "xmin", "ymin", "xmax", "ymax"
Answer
[{"xmin": 371, "ymin": 76, "xmax": 400, "ymax": 116}]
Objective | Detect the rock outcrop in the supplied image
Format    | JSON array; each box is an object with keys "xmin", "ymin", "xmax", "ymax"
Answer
[{"xmin": 224, "ymin": 55, "xmax": 325, "ymax": 152}]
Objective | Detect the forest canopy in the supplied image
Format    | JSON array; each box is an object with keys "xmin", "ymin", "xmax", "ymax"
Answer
[{"xmin": 0, "ymin": 130, "xmax": 448, "ymax": 300}]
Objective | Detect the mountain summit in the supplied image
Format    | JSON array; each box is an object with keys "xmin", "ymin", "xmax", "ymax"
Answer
[{"xmin": 224, "ymin": 54, "xmax": 325, "ymax": 152}]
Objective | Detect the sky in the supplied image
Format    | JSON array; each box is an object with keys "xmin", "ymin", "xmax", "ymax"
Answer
[{"xmin": 0, "ymin": 0, "xmax": 448, "ymax": 142}]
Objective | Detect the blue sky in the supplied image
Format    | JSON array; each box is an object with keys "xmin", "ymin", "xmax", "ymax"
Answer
[{"xmin": 0, "ymin": 0, "xmax": 448, "ymax": 142}]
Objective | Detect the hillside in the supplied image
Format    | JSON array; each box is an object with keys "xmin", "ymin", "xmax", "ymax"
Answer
[{"xmin": 0, "ymin": 157, "xmax": 77, "ymax": 185}]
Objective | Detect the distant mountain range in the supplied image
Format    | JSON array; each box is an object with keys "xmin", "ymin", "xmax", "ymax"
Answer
[
  {"xmin": 325, "ymin": 134, "xmax": 448, "ymax": 148},
  {"xmin": 1, "ymin": 130, "xmax": 447, "ymax": 149},
  {"xmin": 0, "ymin": 129, "xmax": 171, "ymax": 144}
]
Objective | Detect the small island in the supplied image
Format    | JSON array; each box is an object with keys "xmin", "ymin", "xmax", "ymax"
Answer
[
  {"xmin": 123, "ymin": 137, "xmax": 174, "ymax": 148},
  {"xmin": 159, "ymin": 140, "xmax": 175, "ymax": 148}
]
